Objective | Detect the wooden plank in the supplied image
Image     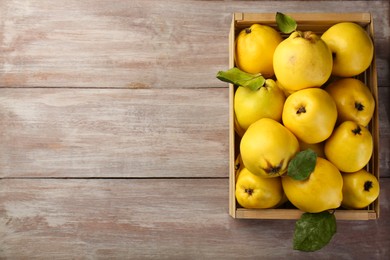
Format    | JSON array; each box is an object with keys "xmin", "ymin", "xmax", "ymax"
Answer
[
  {"xmin": 379, "ymin": 87, "xmax": 390, "ymax": 177},
  {"xmin": 0, "ymin": 88, "xmax": 229, "ymax": 178},
  {"xmin": 0, "ymin": 0, "xmax": 389, "ymax": 88},
  {"xmin": 1, "ymin": 178, "xmax": 390, "ymax": 258}
]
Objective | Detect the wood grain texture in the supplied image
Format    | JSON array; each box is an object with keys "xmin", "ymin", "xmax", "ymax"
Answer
[
  {"xmin": 1, "ymin": 178, "xmax": 389, "ymax": 259},
  {"xmin": 0, "ymin": 88, "xmax": 229, "ymax": 178},
  {"xmin": 379, "ymin": 87, "xmax": 390, "ymax": 176},
  {"xmin": 0, "ymin": 1, "xmax": 389, "ymax": 258},
  {"xmin": 0, "ymin": 0, "xmax": 389, "ymax": 88}
]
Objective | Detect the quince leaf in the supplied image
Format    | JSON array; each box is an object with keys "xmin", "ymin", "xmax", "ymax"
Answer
[
  {"xmin": 276, "ymin": 12, "xmax": 297, "ymax": 34},
  {"xmin": 287, "ymin": 149, "xmax": 317, "ymax": 180},
  {"xmin": 293, "ymin": 211, "xmax": 337, "ymax": 252},
  {"xmin": 216, "ymin": 67, "xmax": 265, "ymax": 91}
]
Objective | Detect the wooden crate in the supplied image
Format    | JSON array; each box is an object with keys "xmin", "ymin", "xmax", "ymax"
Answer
[{"xmin": 228, "ymin": 13, "xmax": 379, "ymax": 220}]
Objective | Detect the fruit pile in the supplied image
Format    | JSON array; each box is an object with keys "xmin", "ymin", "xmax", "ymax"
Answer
[{"xmin": 218, "ymin": 13, "xmax": 379, "ymax": 214}]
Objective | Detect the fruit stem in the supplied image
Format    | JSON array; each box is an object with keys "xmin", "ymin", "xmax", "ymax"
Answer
[
  {"xmin": 303, "ymin": 31, "xmax": 316, "ymax": 43},
  {"xmin": 263, "ymin": 159, "xmax": 284, "ymax": 176},
  {"xmin": 352, "ymin": 126, "xmax": 362, "ymax": 135},
  {"xmin": 355, "ymin": 102, "xmax": 365, "ymax": 111},
  {"xmin": 245, "ymin": 188, "xmax": 254, "ymax": 196},
  {"xmin": 235, "ymin": 162, "xmax": 241, "ymax": 171},
  {"xmin": 245, "ymin": 28, "xmax": 251, "ymax": 34},
  {"xmin": 296, "ymin": 106, "xmax": 306, "ymax": 114},
  {"xmin": 303, "ymin": 31, "xmax": 312, "ymax": 38},
  {"xmin": 364, "ymin": 181, "xmax": 373, "ymax": 191},
  {"xmin": 267, "ymin": 166, "xmax": 282, "ymax": 174}
]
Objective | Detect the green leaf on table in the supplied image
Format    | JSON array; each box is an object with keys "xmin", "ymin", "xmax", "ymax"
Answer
[
  {"xmin": 293, "ymin": 211, "xmax": 337, "ymax": 252},
  {"xmin": 216, "ymin": 67, "xmax": 265, "ymax": 91},
  {"xmin": 287, "ymin": 149, "xmax": 317, "ymax": 181},
  {"xmin": 276, "ymin": 12, "xmax": 297, "ymax": 34}
]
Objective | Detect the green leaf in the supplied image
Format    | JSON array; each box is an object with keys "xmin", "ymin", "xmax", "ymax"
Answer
[
  {"xmin": 287, "ymin": 149, "xmax": 317, "ymax": 181},
  {"xmin": 216, "ymin": 67, "xmax": 265, "ymax": 91},
  {"xmin": 276, "ymin": 12, "xmax": 297, "ymax": 34},
  {"xmin": 293, "ymin": 211, "xmax": 337, "ymax": 252}
]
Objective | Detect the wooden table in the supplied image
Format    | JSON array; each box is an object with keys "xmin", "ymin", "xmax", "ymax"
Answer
[{"xmin": 1, "ymin": 0, "xmax": 389, "ymax": 258}]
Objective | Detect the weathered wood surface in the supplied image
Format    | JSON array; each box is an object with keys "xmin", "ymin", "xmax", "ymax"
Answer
[
  {"xmin": 1, "ymin": 178, "xmax": 389, "ymax": 259},
  {"xmin": 0, "ymin": 0, "xmax": 389, "ymax": 88},
  {"xmin": 1, "ymin": 0, "xmax": 390, "ymax": 258},
  {"xmin": 380, "ymin": 87, "xmax": 390, "ymax": 177},
  {"xmin": 0, "ymin": 88, "xmax": 229, "ymax": 178}
]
